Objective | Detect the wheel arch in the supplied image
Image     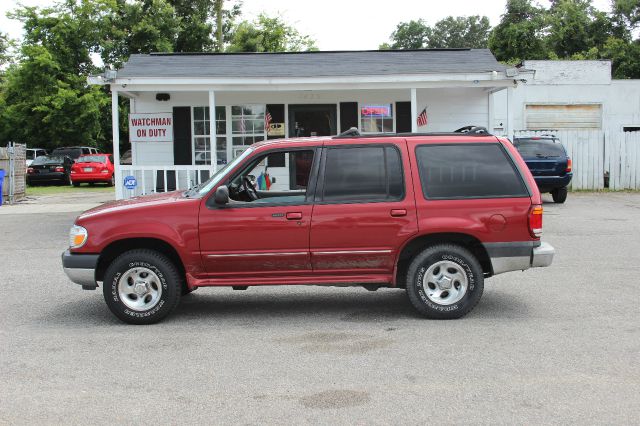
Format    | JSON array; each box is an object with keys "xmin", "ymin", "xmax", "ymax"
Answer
[
  {"xmin": 394, "ymin": 232, "xmax": 493, "ymax": 287},
  {"xmin": 95, "ymin": 238, "xmax": 186, "ymax": 287}
]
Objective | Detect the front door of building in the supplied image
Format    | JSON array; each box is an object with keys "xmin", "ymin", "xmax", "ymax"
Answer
[{"xmin": 288, "ymin": 104, "xmax": 337, "ymax": 137}]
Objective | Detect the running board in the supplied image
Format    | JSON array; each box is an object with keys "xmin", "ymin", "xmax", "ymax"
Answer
[{"xmin": 186, "ymin": 273, "xmax": 394, "ymax": 289}]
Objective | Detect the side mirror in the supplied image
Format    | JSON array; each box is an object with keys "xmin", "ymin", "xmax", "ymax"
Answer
[{"xmin": 214, "ymin": 185, "xmax": 230, "ymax": 205}]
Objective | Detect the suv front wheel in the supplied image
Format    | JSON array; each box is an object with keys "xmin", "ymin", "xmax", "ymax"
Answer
[
  {"xmin": 406, "ymin": 244, "xmax": 484, "ymax": 319},
  {"xmin": 103, "ymin": 249, "xmax": 182, "ymax": 324}
]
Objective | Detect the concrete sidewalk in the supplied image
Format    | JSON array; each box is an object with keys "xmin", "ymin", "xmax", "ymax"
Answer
[{"xmin": 0, "ymin": 190, "xmax": 114, "ymax": 215}]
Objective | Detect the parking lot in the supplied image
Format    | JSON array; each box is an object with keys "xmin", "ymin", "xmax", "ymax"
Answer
[{"xmin": 1, "ymin": 192, "xmax": 639, "ymax": 424}]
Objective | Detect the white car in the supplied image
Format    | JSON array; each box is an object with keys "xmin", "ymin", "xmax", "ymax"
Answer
[{"xmin": 26, "ymin": 148, "xmax": 48, "ymax": 167}]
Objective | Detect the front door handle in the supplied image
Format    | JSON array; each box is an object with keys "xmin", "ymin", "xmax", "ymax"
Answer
[
  {"xmin": 286, "ymin": 212, "xmax": 303, "ymax": 220},
  {"xmin": 390, "ymin": 209, "xmax": 407, "ymax": 217}
]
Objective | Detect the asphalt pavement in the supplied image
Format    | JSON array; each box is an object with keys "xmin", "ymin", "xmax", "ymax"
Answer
[{"xmin": 0, "ymin": 191, "xmax": 639, "ymax": 424}]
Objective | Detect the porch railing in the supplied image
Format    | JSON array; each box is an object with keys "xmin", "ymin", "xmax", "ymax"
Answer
[{"xmin": 118, "ymin": 165, "xmax": 217, "ymax": 199}]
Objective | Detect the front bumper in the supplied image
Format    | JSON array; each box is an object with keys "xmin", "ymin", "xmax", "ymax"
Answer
[
  {"xmin": 61, "ymin": 250, "xmax": 99, "ymax": 289},
  {"xmin": 484, "ymin": 241, "xmax": 555, "ymax": 275}
]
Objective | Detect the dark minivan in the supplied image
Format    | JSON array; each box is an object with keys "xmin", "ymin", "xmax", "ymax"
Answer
[{"xmin": 513, "ymin": 136, "xmax": 572, "ymax": 203}]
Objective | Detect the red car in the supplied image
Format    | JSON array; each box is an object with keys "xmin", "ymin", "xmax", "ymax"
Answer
[
  {"xmin": 70, "ymin": 154, "xmax": 115, "ymax": 186},
  {"xmin": 62, "ymin": 129, "xmax": 555, "ymax": 324}
]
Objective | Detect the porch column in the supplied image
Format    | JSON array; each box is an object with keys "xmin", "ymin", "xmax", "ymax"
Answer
[
  {"xmin": 112, "ymin": 89, "xmax": 122, "ymax": 200},
  {"xmin": 506, "ymin": 86, "xmax": 514, "ymax": 140},
  {"xmin": 487, "ymin": 90, "xmax": 494, "ymax": 134},
  {"xmin": 208, "ymin": 90, "xmax": 217, "ymax": 170},
  {"xmin": 410, "ymin": 88, "xmax": 418, "ymax": 133}
]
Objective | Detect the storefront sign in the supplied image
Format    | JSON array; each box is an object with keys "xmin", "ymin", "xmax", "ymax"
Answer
[
  {"xmin": 267, "ymin": 123, "xmax": 285, "ymax": 136},
  {"xmin": 129, "ymin": 113, "xmax": 173, "ymax": 142},
  {"xmin": 361, "ymin": 105, "xmax": 392, "ymax": 117}
]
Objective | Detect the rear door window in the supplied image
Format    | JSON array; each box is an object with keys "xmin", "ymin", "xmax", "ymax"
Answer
[
  {"xmin": 321, "ymin": 145, "xmax": 404, "ymax": 202},
  {"xmin": 416, "ymin": 143, "xmax": 528, "ymax": 199},
  {"xmin": 514, "ymin": 139, "xmax": 566, "ymax": 157}
]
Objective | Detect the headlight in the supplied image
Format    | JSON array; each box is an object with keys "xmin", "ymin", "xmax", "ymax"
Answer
[{"xmin": 69, "ymin": 225, "xmax": 88, "ymax": 248}]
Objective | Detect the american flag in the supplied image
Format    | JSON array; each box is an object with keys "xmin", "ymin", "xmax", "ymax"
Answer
[
  {"xmin": 265, "ymin": 110, "xmax": 272, "ymax": 132},
  {"xmin": 417, "ymin": 108, "xmax": 428, "ymax": 127}
]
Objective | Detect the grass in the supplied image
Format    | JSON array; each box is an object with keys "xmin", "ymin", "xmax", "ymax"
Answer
[{"xmin": 26, "ymin": 184, "xmax": 115, "ymax": 196}]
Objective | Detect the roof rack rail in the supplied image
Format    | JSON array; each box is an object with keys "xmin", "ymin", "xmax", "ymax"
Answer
[
  {"xmin": 337, "ymin": 127, "xmax": 361, "ymax": 137},
  {"xmin": 333, "ymin": 125, "xmax": 493, "ymax": 139}
]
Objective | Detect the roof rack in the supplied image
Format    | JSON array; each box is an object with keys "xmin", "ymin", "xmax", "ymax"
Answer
[{"xmin": 334, "ymin": 125, "xmax": 491, "ymax": 139}]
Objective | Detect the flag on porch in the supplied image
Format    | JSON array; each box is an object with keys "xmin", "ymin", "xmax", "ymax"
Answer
[
  {"xmin": 417, "ymin": 108, "xmax": 428, "ymax": 127},
  {"xmin": 265, "ymin": 110, "xmax": 273, "ymax": 132}
]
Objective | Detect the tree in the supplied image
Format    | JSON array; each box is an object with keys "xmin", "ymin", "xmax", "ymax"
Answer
[
  {"xmin": 380, "ymin": 16, "xmax": 490, "ymax": 50},
  {"xmin": 613, "ymin": 0, "xmax": 640, "ymax": 29},
  {"xmin": 381, "ymin": 20, "xmax": 430, "ymax": 49},
  {"xmin": 227, "ymin": 13, "xmax": 317, "ymax": 52},
  {"xmin": 489, "ymin": 0, "xmax": 548, "ymax": 63},
  {"xmin": 0, "ymin": 45, "xmax": 109, "ymax": 149},
  {"xmin": 428, "ymin": 16, "xmax": 491, "ymax": 48}
]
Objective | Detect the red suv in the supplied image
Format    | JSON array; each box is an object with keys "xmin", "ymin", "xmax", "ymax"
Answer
[{"xmin": 62, "ymin": 132, "xmax": 554, "ymax": 324}]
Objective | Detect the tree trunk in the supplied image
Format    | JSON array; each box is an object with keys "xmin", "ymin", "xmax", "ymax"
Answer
[{"xmin": 215, "ymin": 0, "xmax": 223, "ymax": 52}]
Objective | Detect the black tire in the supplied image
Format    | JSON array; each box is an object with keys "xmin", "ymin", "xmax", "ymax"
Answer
[
  {"xmin": 406, "ymin": 244, "xmax": 484, "ymax": 319},
  {"xmin": 72, "ymin": 181, "xmax": 80, "ymax": 187},
  {"xmin": 103, "ymin": 249, "xmax": 182, "ymax": 324},
  {"xmin": 551, "ymin": 186, "xmax": 568, "ymax": 203},
  {"xmin": 107, "ymin": 175, "xmax": 115, "ymax": 186}
]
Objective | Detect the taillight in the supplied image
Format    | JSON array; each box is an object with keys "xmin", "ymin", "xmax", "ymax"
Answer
[
  {"xmin": 27, "ymin": 167, "xmax": 34, "ymax": 174},
  {"xmin": 55, "ymin": 166, "xmax": 65, "ymax": 172},
  {"xmin": 528, "ymin": 205, "xmax": 543, "ymax": 238},
  {"xmin": 566, "ymin": 158, "xmax": 572, "ymax": 173}
]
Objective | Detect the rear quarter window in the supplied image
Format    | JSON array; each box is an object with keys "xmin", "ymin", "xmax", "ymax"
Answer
[{"xmin": 415, "ymin": 143, "xmax": 528, "ymax": 199}]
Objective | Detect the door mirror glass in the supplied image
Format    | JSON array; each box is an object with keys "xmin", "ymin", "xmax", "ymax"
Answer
[{"xmin": 214, "ymin": 185, "xmax": 230, "ymax": 205}]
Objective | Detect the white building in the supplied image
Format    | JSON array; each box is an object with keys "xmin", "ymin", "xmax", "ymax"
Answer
[
  {"xmin": 94, "ymin": 49, "xmax": 523, "ymax": 198},
  {"xmin": 492, "ymin": 60, "xmax": 640, "ymax": 134},
  {"xmin": 94, "ymin": 52, "xmax": 640, "ymax": 198}
]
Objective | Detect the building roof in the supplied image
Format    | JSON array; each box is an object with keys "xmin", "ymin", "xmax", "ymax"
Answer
[{"xmin": 117, "ymin": 49, "xmax": 507, "ymax": 79}]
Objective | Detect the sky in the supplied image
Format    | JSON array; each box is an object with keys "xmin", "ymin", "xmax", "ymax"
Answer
[{"xmin": 0, "ymin": 0, "xmax": 613, "ymax": 51}]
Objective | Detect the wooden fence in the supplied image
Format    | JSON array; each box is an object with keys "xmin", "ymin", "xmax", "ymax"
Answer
[{"xmin": 514, "ymin": 130, "xmax": 640, "ymax": 190}]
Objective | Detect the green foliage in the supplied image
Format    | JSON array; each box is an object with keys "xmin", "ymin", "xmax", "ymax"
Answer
[
  {"xmin": 381, "ymin": 16, "xmax": 490, "ymax": 50},
  {"xmin": 227, "ymin": 13, "xmax": 317, "ymax": 52},
  {"xmin": 488, "ymin": 0, "xmax": 548, "ymax": 62},
  {"xmin": 429, "ymin": 16, "xmax": 491, "ymax": 49}
]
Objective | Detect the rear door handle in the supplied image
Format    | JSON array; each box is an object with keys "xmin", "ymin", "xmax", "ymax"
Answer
[
  {"xmin": 390, "ymin": 209, "xmax": 407, "ymax": 217},
  {"xmin": 286, "ymin": 212, "xmax": 303, "ymax": 220}
]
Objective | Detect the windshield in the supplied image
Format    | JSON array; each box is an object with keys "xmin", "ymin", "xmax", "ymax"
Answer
[
  {"xmin": 77, "ymin": 155, "xmax": 107, "ymax": 163},
  {"xmin": 515, "ymin": 139, "xmax": 566, "ymax": 157},
  {"xmin": 32, "ymin": 156, "xmax": 65, "ymax": 165},
  {"xmin": 190, "ymin": 148, "xmax": 254, "ymax": 197}
]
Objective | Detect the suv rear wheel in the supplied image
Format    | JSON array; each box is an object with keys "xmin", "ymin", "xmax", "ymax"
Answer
[
  {"xmin": 103, "ymin": 249, "xmax": 182, "ymax": 324},
  {"xmin": 551, "ymin": 186, "xmax": 568, "ymax": 203},
  {"xmin": 406, "ymin": 244, "xmax": 484, "ymax": 319}
]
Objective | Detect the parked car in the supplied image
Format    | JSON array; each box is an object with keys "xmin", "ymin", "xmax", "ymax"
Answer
[
  {"xmin": 26, "ymin": 148, "xmax": 48, "ymax": 167},
  {"xmin": 51, "ymin": 146, "xmax": 100, "ymax": 162},
  {"xmin": 62, "ymin": 129, "xmax": 555, "ymax": 324},
  {"xmin": 120, "ymin": 150, "xmax": 132, "ymax": 165},
  {"xmin": 27, "ymin": 155, "xmax": 73, "ymax": 185},
  {"xmin": 70, "ymin": 154, "xmax": 115, "ymax": 187},
  {"xmin": 513, "ymin": 136, "xmax": 572, "ymax": 203}
]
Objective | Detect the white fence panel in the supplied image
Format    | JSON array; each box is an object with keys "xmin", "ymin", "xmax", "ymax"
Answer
[
  {"xmin": 119, "ymin": 165, "xmax": 216, "ymax": 199},
  {"xmin": 514, "ymin": 130, "xmax": 604, "ymax": 190},
  {"xmin": 604, "ymin": 131, "xmax": 640, "ymax": 190}
]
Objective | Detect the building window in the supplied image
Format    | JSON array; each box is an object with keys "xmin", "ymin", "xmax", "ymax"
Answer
[
  {"xmin": 360, "ymin": 104, "xmax": 394, "ymax": 133},
  {"xmin": 231, "ymin": 105, "xmax": 266, "ymax": 154},
  {"xmin": 193, "ymin": 106, "xmax": 227, "ymax": 165}
]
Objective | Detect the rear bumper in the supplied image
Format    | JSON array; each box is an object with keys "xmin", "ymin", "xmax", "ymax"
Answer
[
  {"xmin": 71, "ymin": 172, "xmax": 112, "ymax": 182},
  {"xmin": 61, "ymin": 250, "xmax": 99, "ymax": 289},
  {"xmin": 28, "ymin": 172, "xmax": 67, "ymax": 182},
  {"xmin": 484, "ymin": 241, "xmax": 555, "ymax": 275},
  {"xmin": 534, "ymin": 174, "xmax": 572, "ymax": 192}
]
